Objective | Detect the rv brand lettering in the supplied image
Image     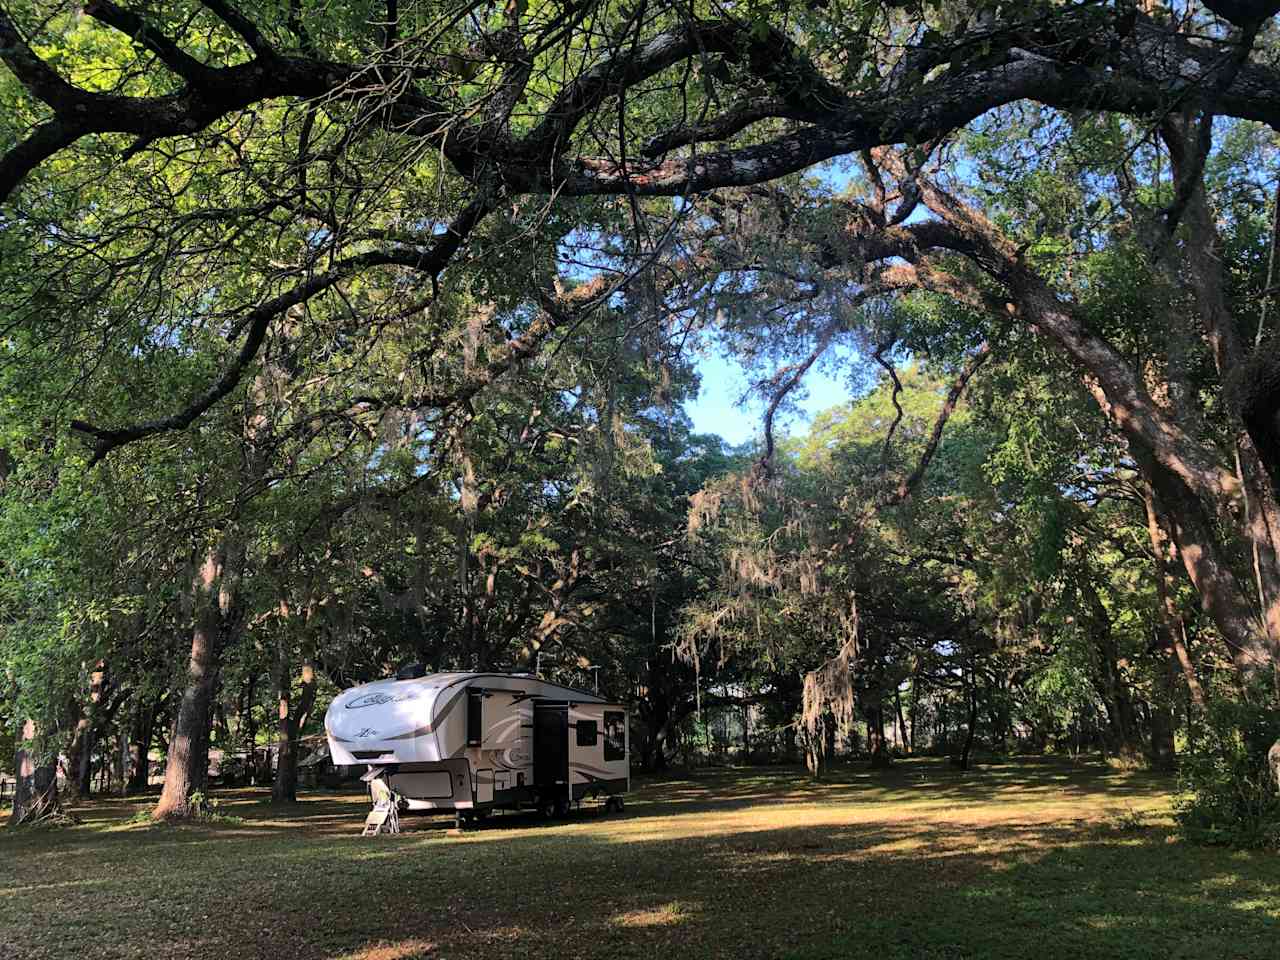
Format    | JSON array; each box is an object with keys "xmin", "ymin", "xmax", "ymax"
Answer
[
  {"xmin": 346, "ymin": 693, "xmax": 394, "ymax": 709},
  {"xmin": 346, "ymin": 691, "xmax": 417, "ymax": 709}
]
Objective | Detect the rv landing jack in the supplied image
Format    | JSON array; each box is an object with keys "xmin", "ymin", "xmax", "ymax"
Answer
[
  {"xmin": 362, "ymin": 779, "xmax": 401, "ymax": 836},
  {"xmin": 450, "ymin": 809, "xmax": 492, "ymax": 833},
  {"xmin": 538, "ymin": 795, "xmax": 571, "ymax": 819}
]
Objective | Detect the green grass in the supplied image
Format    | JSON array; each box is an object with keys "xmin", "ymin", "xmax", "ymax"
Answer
[{"xmin": 2, "ymin": 757, "xmax": 1278, "ymax": 959}]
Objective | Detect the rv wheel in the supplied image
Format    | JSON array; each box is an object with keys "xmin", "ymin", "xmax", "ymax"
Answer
[
  {"xmin": 554, "ymin": 797, "xmax": 571, "ymax": 819},
  {"xmin": 539, "ymin": 799, "xmax": 557, "ymax": 820}
]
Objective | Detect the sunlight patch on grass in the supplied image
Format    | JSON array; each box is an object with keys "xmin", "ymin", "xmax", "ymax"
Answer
[
  {"xmin": 1231, "ymin": 897, "xmax": 1280, "ymax": 917},
  {"xmin": 0, "ymin": 876, "xmax": 111, "ymax": 897},
  {"xmin": 610, "ymin": 901, "xmax": 696, "ymax": 928},
  {"xmin": 332, "ymin": 938, "xmax": 436, "ymax": 960}
]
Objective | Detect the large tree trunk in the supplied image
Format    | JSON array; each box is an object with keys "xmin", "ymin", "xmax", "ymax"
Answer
[
  {"xmin": 65, "ymin": 707, "xmax": 90, "ymax": 800},
  {"xmin": 153, "ymin": 539, "xmax": 242, "ymax": 820},
  {"xmin": 10, "ymin": 720, "xmax": 60, "ymax": 825},
  {"xmin": 1083, "ymin": 581, "xmax": 1143, "ymax": 763},
  {"xmin": 1142, "ymin": 484, "xmax": 1208, "ymax": 708},
  {"xmin": 1141, "ymin": 452, "xmax": 1270, "ymax": 677},
  {"xmin": 637, "ymin": 686, "xmax": 671, "ymax": 773},
  {"xmin": 1149, "ymin": 654, "xmax": 1179, "ymax": 772},
  {"xmin": 802, "ymin": 721, "xmax": 826, "ymax": 779},
  {"xmin": 865, "ymin": 703, "xmax": 891, "ymax": 768},
  {"xmin": 152, "ymin": 616, "xmax": 218, "ymax": 818},
  {"xmin": 1161, "ymin": 116, "xmax": 1280, "ymax": 691},
  {"xmin": 126, "ymin": 698, "xmax": 159, "ymax": 794},
  {"xmin": 70, "ymin": 662, "xmax": 108, "ymax": 798},
  {"xmin": 907, "ymin": 166, "xmax": 1280, "ymax": 696},
  {"xmin": 126, "ymin": 735, "xmax": 149, "ymax": 794},
  {"xmin": 636, "ymin": 654, "xmax": 692, "ymax": 772},
  {"xmin": 271, "ymin": 660, "xmax": 317, "ymax": 804}
]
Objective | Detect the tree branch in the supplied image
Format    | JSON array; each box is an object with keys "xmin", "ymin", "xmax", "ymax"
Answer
[
  {"xmin": 903, "ymin": 168, "xmax": 1242, "ymax": 506},
  {"xmin": 5, "ymin": 10, "xmax": 1280, "ymax": 206},
  {"xmin": 70, "ymin": 195, "xmax": 494, "ymax": 464},
  {"xmin": 872, "ymin": 342, "xmax": 905, "ymax": 459},
  {"xmin": 84, "ymin": 1, "xmax": 214, "ymax": 81},
  {"xmin": 880, "ymin": 343, "xmax": 992, "ymax": 508},
  {"xmin": 198, "ymin": 0, "xmax": 274, "ymax": 57}
]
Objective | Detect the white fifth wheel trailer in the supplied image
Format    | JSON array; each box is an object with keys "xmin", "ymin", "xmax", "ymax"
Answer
[{"xmin": 325, "ymin": 671, "xmax": 628, "ymax": 826}]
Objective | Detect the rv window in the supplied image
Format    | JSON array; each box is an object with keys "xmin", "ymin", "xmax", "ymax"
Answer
[
  {"xmin": 467, "ymin": 690, "xmax": 483, "ymax": 746},
  {"xmin": 604, "ymin": 711, "xmax": 625, "ymax": 761},
  {"xmin": 576, "ymin": 719, "xmax": 597, "ymax": 747}
]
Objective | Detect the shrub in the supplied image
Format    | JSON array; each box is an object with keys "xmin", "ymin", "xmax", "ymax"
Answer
[{"xmin": 1174, "ymin": 698, "xmax": 1280, "ymax": 850}]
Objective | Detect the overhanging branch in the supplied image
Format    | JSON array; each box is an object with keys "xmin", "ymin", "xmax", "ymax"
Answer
[{"xmin": 70, "ymin": 196, "xmax": 493, "ymax": 465}]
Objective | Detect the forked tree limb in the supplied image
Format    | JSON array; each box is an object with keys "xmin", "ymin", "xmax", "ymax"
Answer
[
  {"xmin": 809, "ymin": 338, "xmax": 994, "ymax": 570},
  {"xmin": 752, "ymin": 276, "xmax": 910, "ymax": 475}
]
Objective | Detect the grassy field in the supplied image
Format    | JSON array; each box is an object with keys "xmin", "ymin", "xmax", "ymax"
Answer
[{"xmin": 2, "ymin": 757, "xmax": 1278, "ymax": 960}]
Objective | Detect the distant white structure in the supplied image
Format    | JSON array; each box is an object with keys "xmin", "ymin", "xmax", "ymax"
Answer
[{"xmin": 326, "ymin": 671, "xmax": 628, "ymax": 824}]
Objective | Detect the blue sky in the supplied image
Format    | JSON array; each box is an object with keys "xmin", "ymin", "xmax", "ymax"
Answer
[
  {"xmin": 675, "ymin": 158, "xmax": 893, "ymax": 444},
  {"xmin": 683, "ymin": 350, "xmax": 854, "ymax": 445}
]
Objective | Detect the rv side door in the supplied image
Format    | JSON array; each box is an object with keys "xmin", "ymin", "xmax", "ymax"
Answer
[{"xmin": 532, "ymin": 704, "xmax": 569, "ymax": 797}]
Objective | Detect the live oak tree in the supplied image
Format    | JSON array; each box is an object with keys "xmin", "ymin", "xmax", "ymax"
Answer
[
  {"xmin": 653, "ymin": 12, "xmax": 1280, "ymax": 777},
  {"xmin": 679, "ymin": 362, "xmax": 1006, "ymax": 770},
  {"xmin": 1, "ymin": 246, "xmax": 707, "ymax": 814}
]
